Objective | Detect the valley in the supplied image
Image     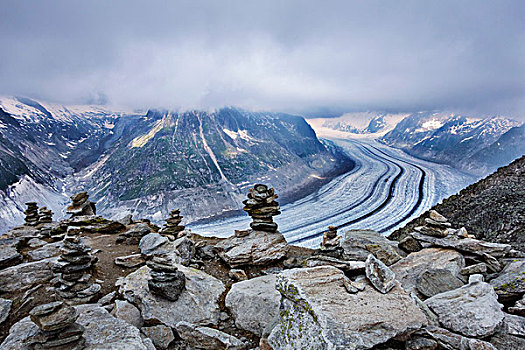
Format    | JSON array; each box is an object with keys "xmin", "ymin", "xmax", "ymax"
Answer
[{"xmin": 190, "ymin": 137, "xmax": 475, "ymax": 247}]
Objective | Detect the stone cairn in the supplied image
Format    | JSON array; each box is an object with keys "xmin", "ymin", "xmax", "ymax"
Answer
[
  {"xmin": 39, "ymin": 206, "xmax": 53, "ymax": 223},
  {"xmin": 66, "ymin": 191, "xmax": 96, "ymax": 217},
  {"xmin": 160, "ymin": 209, "xmax": 185, "ymax": 237},
  {"xmin": 53, "ymin": 228, "xmax": 100, "ymax": 304},
  {"xmin": 147, "ymin": 256, "xmax": 186, "ymax": 301},
  {"xmin": 321, "ymin": 226, "xmax": 342, "ymax": 249},
  {"xmin": 414, "ymin": 210, "xmax": 469, "ymax": 239},
  {"xmin": 25, "ymin": 301, "xmax": 85, "ymax": 349},
  {"xmin": 243, "ymin": 184, "xmax": 281, "ymax": 232},
  {"xmin": 24, "ymin": 202, "xmax": 40, "ymax": 226}
]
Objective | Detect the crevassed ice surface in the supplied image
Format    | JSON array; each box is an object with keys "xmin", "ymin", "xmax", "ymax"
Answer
[{"xmin": 189, "ymin": 138, "xmax": 475, "ymax": 248}]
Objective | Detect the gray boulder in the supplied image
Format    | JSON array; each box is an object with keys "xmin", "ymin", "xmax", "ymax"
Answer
[
  {"xmin": 267, "ymin": 266, "xmax": 427, "ymax": 349},
  {"xmin": 175, "ymin": 321, "xmax": 244, "ymax": 350},
  {"xmin": 0, "ymin": 297, "xmax": 12, "ymax": 324},
  {"xmin": 488, "ymin": 313, "xmax": 525, "ymax": 349},
  {"xmin": 141, "ymin": 325, "xmax": 174, "ymax": 350},
  {"xmin": 139, "ymin": 233, "xmax": 168, "ymax": 256},
  {"xmin": 342, "ymin": 229, "xmax": 402, "ymax": 265},
  {"xmin": 425, "ymin": 281, "xmax": 504, "ymax": 338},
  {"xmin": 216, "ymin": 230, "xmax": 289, "ymax": 267},
  {"xmin": 390, "ymin": 248, "xmax": 464, "ymax": 293},
  {"xmin": 225, "ymin": 274, "xmax": 281, "ymax": 336},
  {"xmin": 117, "ymin": 265, "xmax": 225, "ymax": 328},
  {"xmin": 490, "ymin": 259, "xmax": 525, "ymax": 301},
  {"xmin": 112, "ymin": 300, "xmax": 143, "ymax": 328},
  {"xmin": 416, "ymin": 269, "xmax": 464, "ymax": 298}
]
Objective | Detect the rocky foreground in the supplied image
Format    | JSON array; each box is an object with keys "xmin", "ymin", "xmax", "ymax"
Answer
[{"xmin": 1, "ymin": 188, "xmax": 525, "ymax": 349}]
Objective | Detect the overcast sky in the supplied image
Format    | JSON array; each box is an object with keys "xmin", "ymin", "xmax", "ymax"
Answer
[{"xmin": 0, "ymin": 1, "xmax": 524, "ymax": 118}]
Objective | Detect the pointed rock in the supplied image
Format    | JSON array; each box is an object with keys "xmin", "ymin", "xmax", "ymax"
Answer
[{"xmin": 365, "ymin": 254, "xmax": 396, "ymax": 294}]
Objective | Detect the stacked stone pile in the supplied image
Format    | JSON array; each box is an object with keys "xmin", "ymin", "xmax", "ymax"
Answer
[
  {"xmin": 242, "ymin": 184, "xmax": 281, "ymax": 232},
  {"xmin": 53, "ymin": 228, "xmax": 100, "ymax": 304},
  {"xmin": 38, "ymin": 206, "xmax": 53, "ymax": 223},
  {"xmin": 147, "ymin": 256, "xmax": 186, "ymax": 301},
  {"xmin": 25, "ymin": 301, "xmax": 85, "ymax": 349},
  {"xmin": 24, "ymin": 202, "xmax": 40, "ymax": 226},
  {"xmin": 66, "ymin": 192, "xmax": 96, "ymax": 217},
  {"xmin": 160, "ymin": 209, "xmax": 185, "ymax": 237},
  {"xmin": 321, "ymin": 226, "xmax": 342, "ymax": 249},
  {"xmin": 413, "ymin": 210, "xmax": 469, "ymax": 239}
]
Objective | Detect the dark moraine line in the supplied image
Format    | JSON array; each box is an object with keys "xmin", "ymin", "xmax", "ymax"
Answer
[
  {"xmin": 288, "ymin": 143, "xmax": 405, "ymax": 245},
  {"xmin": 282, "ymin": 143, "xmax": 393, "ymax": 234},
  {"xmin": 371, "ymin": 146, "xmax": 426, "ymax": 234}
]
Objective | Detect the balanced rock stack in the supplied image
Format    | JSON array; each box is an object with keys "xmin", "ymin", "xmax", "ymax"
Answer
[
  {"xmin": 25, "ymin": 301, "xmax": 85, "ymax": 349},
  {"xmin": 321, "ymin": 226, "xmax": 342, "ymax": 249},
  {"xmin": 54, "ymin": 228, "xmax": 100, "ymax": 304},
  {"xmin": 414, "ymin": 210, "xmax": 468, "ymax": 238},
  {"xmin": 24, "ymin": 202, "xmax": 40, "ymax": 226},
  {"xmin": 38, "ymin": 206, "xmax": 53, "ymax": 223},
  {"xmin": 66, "ymin": 191, "xmax": 96, "ymax": 217},
  {"xmin": 147, "ymin": 256, "xmax": 186, "ymax": 301},
  {"xmin": 160, "ymin": 209, "xmax": 185, "ymax": 237},
  {"xmin": 243, "ymin": 184, "xmax": 281, "ymax": 232}
]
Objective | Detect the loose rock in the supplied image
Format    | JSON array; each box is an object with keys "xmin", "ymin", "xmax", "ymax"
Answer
[
  {"xmin": 118, "ymin": 264, "xmax": 225, "ymax": 328},
  {"xmin": 225, "ymin": 274, "xmax": 281, "ymax": 336},
  {"xmin": 425, "ymin": 281, "xmax": 504, "ymax": 337},
  {"xmin": 141, "ymin": 325, "xmax": 174, "ymax": 350},
  {"xmin": 365, "ymin": 254, "xmax": 396, "ymax": 294},
  {"xmin": 0, "ymin": 297, "xmax": 12, "ymax": 324},
  {"xmin": 489, "ymin": 259, "xmax": 525, "ymax": 302},
  {"xmin": 175, "ymin": 321, "xmax": 245, "ymax": 350},
  {"xmin": 416, "ymin": 269, "xmax": 464, "ymax": 298},
  {"xmin": 390, "ymin": 248, "xmax": 464, "ymax": 293},
  {"xmin": 112, "ymin": 299, "xmax": 143, "ymax": 328},
  {"xmin": 267, "ymin": 266, "xmax": 427, "ymax": 349}
]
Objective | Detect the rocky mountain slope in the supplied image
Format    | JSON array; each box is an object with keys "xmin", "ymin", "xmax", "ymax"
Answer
[
  {"xmin": 379, "ymin": 112, "xmax": 524, "ymax": 175},
  {"xmin": 70, "ymin": 107, "xmax": 352, "ymax": 224},
  {"xmin": 1, "ymin": 185, "xmax": 525, "ymax": 349},
  {"xmin": 0, "ymin": 97, "xmax": 351, "ymax": 231},
  {"xmin": 391, "ymin": 155, "xmax": 525, "ymax": 251}
]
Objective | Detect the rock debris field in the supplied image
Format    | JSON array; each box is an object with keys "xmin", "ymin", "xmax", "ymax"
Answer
[{"xmin": 1, "ymin": 187, "xmax": 525, "ymax": 349}]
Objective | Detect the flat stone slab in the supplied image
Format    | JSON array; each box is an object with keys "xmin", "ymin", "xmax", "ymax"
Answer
[
  {"xmin": 0, "ymin": 245, "xmax": 23, "ymax": 269},
  {"xmin": 390, "ymin": 248, "xmax": 464, "ymax": 294},
  {"xmin": 411, "ymin": 233, "xmax": 511, "ymax": 257},
  {"xmin": 342, "ymin": 229, "xmax": 402, "ymax": 265},
  {"xmin": 267, "ymin": 266, "xmax": 427, "ymax": 349},
  {"xmin": 117, "ymin": 265, "xmax": 225, "ymax": 328},
  {"xmin": 0, "ymin": 257, "xmax": 57, "ymax": 293}
]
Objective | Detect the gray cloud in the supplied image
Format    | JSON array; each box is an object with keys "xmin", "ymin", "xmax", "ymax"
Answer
[{"xmin": 0, "ymin": 0, "xmax": 524, "ymax": 118}]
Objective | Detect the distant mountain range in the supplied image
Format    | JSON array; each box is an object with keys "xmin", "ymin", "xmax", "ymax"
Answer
[
  {"xmin": 0, "ymin": 97, "xmax": 351, "ymax": 230},
  {"xmin": 312, "ymin": 111, "xmax": 524, "ymax": 176}
]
